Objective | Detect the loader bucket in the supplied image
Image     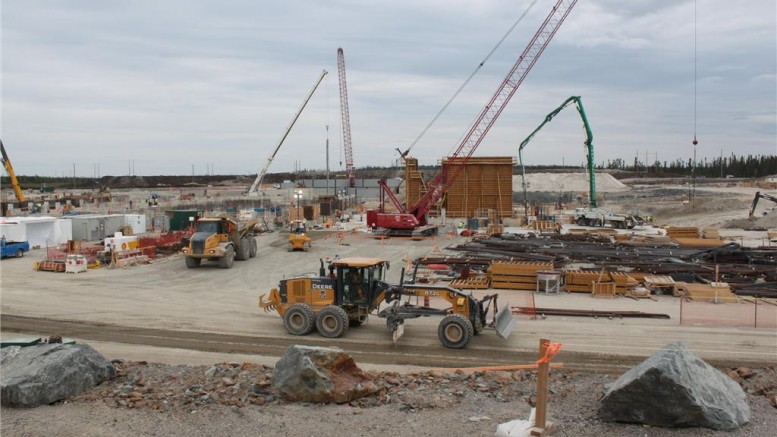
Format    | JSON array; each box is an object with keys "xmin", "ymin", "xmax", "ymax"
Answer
[{"xmin": 493, "ymin": 303, "xmax": 516, "ymax": 339}]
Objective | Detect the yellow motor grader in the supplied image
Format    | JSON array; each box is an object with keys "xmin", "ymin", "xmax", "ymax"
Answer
[{"xmin": 259, "ymin": 257, "xmax": 514, "ymax": 349}]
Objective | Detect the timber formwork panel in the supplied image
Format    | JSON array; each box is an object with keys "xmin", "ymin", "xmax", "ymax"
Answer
[
  {"xmin": 405, "ymin": 158, "xmax": 424, "ymax": 211},
  {"xmin": 489, "ymin": 260, "xmax": 553, "ymax": 290},
  {"xmin": 441, "ymin": 157, "xmax": 514, "ymax": 218}
]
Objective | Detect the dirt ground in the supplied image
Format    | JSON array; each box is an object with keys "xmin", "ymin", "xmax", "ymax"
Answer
[{"xmin": 1, "ymin": 178, "xmax": 776, "ymax": 436}]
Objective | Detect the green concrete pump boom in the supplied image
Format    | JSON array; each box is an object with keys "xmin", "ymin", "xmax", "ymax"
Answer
[{"xmin": 518, "ymin": 96, "xmax": 595, "ymax": 214}]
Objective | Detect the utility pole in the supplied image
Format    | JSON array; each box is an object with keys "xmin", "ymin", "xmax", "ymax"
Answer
[{"xmin": 326, "ymin": 125, "xmax": 330, "ymax": 196}]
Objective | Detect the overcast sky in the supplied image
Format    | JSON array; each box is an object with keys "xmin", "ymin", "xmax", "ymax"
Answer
[{"xmin": 2, "ymin": 0, "xmax": 775, "ymax": 177}]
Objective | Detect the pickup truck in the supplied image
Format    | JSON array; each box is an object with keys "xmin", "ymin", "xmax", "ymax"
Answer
[{"xmin": 1, "ymin": 237, "xmax": 30, "ymax": 259}]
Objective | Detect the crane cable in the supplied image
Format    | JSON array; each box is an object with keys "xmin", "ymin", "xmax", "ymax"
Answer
[{"xmin": 399, "ymin": 0, "xmax": 540, "ymax": 159}]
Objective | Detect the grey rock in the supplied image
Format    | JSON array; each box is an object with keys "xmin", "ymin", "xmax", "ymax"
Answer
[
  {"xmin": 272, "ymin": 345, "xmax": 378, "ymax": 404},
  {"xmin": 598, "ymin": 341, "xmax": 750, "ymax": 431},
  {"xmin": 0, "ymin": 346, "xmax": 22, "ymax": 365},
  {"xmin": 0, "ymin": 343, "xmax": 115, "ymax": 407},
  {"xmin": 204, "ymin": 366, "xmax": 218, "ymax": 378}
]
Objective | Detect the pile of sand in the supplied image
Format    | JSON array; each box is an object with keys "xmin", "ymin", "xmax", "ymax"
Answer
[{"xmin": 514, "ymin": 172, "xmax": 628, "ymax": 193}]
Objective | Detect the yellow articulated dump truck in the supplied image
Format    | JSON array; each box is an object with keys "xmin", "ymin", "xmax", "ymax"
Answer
[
  {"xmin": 259, "ymin": 257, "xmax": 515, "ymax": 349},
  {"xmin": 181, "ymin": 217, "xmax": 257, "ymax": 269}
]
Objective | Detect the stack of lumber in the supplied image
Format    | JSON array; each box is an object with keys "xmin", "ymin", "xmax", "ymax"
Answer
[
  {"xmin": 768, "ymin": 230, "xmax": 777, "ymax": 242},
  {"xmin": 567, "ymin": 228, "xmax": 617, "ymax": 235},
  {"xmin": 609, "ymin": 272, "xmax": 640, "ymax": 295},
  {"xmin": 592, "ymin": 281, "xmax": 616, "ymax": 298},
  {"xmin": 674, "ymin": 282, "xmax": 738, "ymax": 303},
  {"xmin": 642, "ymin": 274, "xmax": 676, "ymax": 293},
  {"xmin": 564, "ymin": 270, "xmax": 605, "ymax": 293},
  {"xmin": 665, "ymin": 226, "xmax": 699, "ymax": 238},
  {"xmin": 489, "ymin": 261, "xmax": 553, "ymax": 290},
  {"xmin": 671, "ymin": 237, "xmax": 727, "ymax": 247},
  {"xmin": 450, "ymin": 276, "xmax": 490, "ymax": 289},
  {"xmin": 702, "ymin": 227, "xmax": 720, "ymax": 239}
]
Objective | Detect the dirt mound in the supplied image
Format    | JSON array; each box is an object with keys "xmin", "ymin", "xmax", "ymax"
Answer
[
  {"xmin": 724, "ymin": 213, "xmax": 777, "ymax": 230},
  {"xmin": 516, "ymin": 173, "xmax": 628, "ymax": 193}
]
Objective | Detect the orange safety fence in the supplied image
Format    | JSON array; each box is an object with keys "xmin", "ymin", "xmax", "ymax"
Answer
[{"xmin": 680, "ymin": 297, "xmax": 777, "ymax": 329}]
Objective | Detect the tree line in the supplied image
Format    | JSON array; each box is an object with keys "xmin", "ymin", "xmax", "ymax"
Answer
[{"xmin": 601, "ymin": 153, "xmax": 776, "ymax": 178}]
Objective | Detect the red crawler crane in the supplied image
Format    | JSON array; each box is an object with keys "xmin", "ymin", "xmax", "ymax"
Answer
[{"xmin": 368, "ymin": 0, "xmax": 578, "ymax": 237}]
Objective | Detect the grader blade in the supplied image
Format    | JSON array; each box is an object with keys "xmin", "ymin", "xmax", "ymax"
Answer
[
  {"xmin": 391, "ymin": 322, "xmax": 405, "ymax": 344},
  {"xmin": 494, "ymin": 303, "xmax": 516, "ymax": 339}
]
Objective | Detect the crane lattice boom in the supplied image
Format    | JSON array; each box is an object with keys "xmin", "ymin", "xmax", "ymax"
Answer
[
  {"xmin": 409, "ymin": 0, "xmax": 578, "ymax": 220},
  {"xmin": 337, "ymin": 48, "xmax": 356, "ymax": 188}
]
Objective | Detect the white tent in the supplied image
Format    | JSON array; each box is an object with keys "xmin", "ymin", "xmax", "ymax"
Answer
[{"xmin": 0, "ymin": 216, "xmax": 72, "ymax": 248}]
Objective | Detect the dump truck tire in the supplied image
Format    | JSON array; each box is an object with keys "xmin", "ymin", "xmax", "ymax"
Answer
[
  {"xmin": 283, "ymin": 304, "xmax": 315, "ymax": 335},
  {"xmin": 219, "ymin": 246, "xmax": 235, "ymax": 269},
  {"xmin": 316, "ymin": 305, "xmax": 349, "ymax": 338},
  {"xmin": 249, "ymin": 238, "xmax": 258, "ymax": 258},
  {"xmin": 235, "ymin": 238, "xmax": 250, "ymax": 261},
  {"xmin": 184, "ymin": 257, "xmax": 201, "ymax": 269},
  {"xmin": 438, "ymin": 314, "xmax": 474, "ymax": 349}
]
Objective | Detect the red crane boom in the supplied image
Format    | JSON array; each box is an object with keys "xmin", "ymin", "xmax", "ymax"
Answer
[
  {"xmin": 337, "ymin": 48, "xmax": 356, "ymax": 188},
  {"xmin": 369, "ymin": 0, "xmax": 578, "ymax": 235}
]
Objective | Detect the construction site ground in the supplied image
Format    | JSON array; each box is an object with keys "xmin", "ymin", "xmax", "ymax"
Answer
[{"xmin": 1, "ymin": 181, "xmax": 776, "ymax": 436}]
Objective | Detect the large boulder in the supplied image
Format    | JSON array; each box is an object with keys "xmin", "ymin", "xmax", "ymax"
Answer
[
  {"xmin": 598, "ymin": 341, "xmax": 750, "ymax": 431},
  {"xmin": 272, "ymin": 345, "xmax": 377, "ymax": 403},
  {"xmin": 1, "ymin": 343, "xmax": 115, "ymax": 407}
]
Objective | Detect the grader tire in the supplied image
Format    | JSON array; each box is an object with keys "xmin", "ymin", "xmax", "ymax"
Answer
[
  {"xmin": 438, "ymin": 314, "xmax": 474, "ymax": 349},
  {"xmin": 283, "ymin": 304, "xmax": 316, "ymax": 335},
  {"xmin": 316, "ymin": 306, "xmax": 350, "ymax": 338}
]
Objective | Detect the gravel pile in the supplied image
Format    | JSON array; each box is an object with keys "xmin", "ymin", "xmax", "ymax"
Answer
[{"xmin": 3, "ymin": 361, "xmax": 775, "ymax": 436}]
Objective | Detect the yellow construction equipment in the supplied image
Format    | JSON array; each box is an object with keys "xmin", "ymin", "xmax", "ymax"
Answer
[
  {"xmin": 259, "ymin": 258, "xmax": 514, "ymax": 348},
  {"xmin": 0, "ymin": 139, "xmax": 25, "ymax": 202},
  {"xmin": 288, "ymin": 220, "xmax": 312, "ymax": 251},
  {"xmin": 181, "ymin": 217, "xmax": 257, "ymax": 268}
]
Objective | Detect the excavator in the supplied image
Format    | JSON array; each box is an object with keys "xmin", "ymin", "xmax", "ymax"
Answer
[
  {"xmin": 749, "ymin": 191, "xmax": 777, "ymax": 219},
  {"xmin": 259, "ymin": 258, "xmax": 514, "ymax": 349},
  {"xmin": 1, "ymin": 139, "xmax": 26, "ymax": 203}
]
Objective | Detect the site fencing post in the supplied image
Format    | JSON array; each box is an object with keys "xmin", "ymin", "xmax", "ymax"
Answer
[{"xmin": 754, "ymin": 296, "xmax": 758, "ymax": 328}]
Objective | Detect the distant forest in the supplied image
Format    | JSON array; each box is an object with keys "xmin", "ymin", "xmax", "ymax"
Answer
[
  {"xmin": 598, "ymin": 154, "xmax": 777, "ymax": 178},
  {"xmin": 2, "ymin": 153, "xmax": 775, "ymax": 190}
]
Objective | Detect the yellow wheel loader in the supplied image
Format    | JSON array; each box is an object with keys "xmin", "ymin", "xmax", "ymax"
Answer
[
  {"xmin": 259, "ymin": 257, "xmax": 514, "ymax": 349},
  {"xmin": 181, "ymin": 217, "xmax": 257, "ymax": 269},
  {"xmin": 287, "ymin": 220, "xmax": 312, "ymax": 251}
]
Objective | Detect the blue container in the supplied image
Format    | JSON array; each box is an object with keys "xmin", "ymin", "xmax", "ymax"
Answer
[{"xmin": 468, "ymin": 218, "xmax": 479, "ymax": 230}]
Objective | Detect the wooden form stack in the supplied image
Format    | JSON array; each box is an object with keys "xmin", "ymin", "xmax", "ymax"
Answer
[
  {"xmin": 702, "ymin": 227, "xmax": 720, "ymax": 239},
  {"xmin": 450, "ymin": 276, "xmax": 490, "ymax": 289},
  {"xmin": 564, "ymin": 270, "xmax": 602, "ymax": 293},
  {"xmin": 489, "ymin": 261, "xmax": 554, "ymax": 290},
  {"xmin": 675, "ymin": 282, "xmax": 738, "ymax": 303},
  {"xmin": 665, "ymin": 226, "xmax": 699, "ymax": 238},
  {"xmin": 565, "ymin": 270, "xmax": 639, "ymax": 294}
]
